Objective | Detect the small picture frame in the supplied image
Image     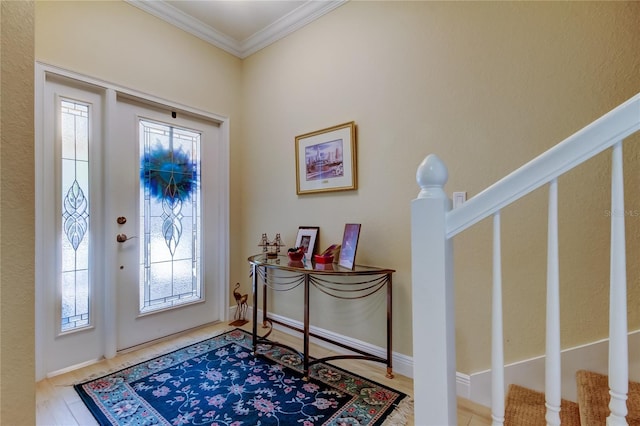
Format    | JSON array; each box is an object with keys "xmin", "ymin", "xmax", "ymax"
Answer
[
  {"xmin": 295, "ymin": 122, "xmax": 357, "ymax": 195},
  {"xmin": 338, "ymin": 224, "xmax": 361, "ymax": 270},
  {"xmin": 295, "ymin": 226, "xmax": 319, "ymax": 258}
]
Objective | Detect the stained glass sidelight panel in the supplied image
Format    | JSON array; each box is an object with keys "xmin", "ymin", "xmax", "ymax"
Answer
[
  {"xmin": 139, "ymin": 120, "xmax": 201, "ymax": 313},
  {"xmin": 60, "ymin": 100, "xmax": 91, "ymax": 332}
]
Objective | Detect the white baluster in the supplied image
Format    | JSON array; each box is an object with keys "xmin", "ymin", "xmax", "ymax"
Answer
[
  {"xmin": 411, "ymin": 154, "xmax": 457, "ymax": 425},
  {"xmin": 545, "ymin": 179, "xmax": 561, "ymax": 426},
  {"xmin": 492, "ymin": 212, "xmax": 505, "ymax": 426},
  {"xmin": 608, "ymin": 141, "xmax": 629, "ymax": 426}
]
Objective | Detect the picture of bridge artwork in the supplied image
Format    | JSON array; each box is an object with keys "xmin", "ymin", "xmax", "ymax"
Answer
[{"xmin": 305, "ymin": 138, "xmax": 344, "ymax": 181}]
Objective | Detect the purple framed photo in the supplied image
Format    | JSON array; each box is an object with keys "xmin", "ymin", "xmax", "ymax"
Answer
[{"xmin": 339, "ymin": 223, "xmax": 361, "ymax": 269}]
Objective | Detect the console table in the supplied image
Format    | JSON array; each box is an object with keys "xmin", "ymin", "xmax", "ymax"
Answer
[{"xmin": 248, "ymin": 254, "xmax": 395, "ymax": 378}]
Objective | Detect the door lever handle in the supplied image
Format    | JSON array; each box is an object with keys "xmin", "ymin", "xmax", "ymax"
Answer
[{"xmin": 116, "ymin": 233, "xmax": 137, "ymax": 243}]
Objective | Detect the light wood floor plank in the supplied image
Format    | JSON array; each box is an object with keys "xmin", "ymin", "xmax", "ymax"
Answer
[{"xmin": 67, "ymin": 400, "xmax": 98, "ymax": 426}]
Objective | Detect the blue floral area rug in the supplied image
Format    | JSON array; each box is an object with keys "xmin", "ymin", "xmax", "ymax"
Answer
[{"xmin": 74, "ymin": 328, "xmax": 411, "ymax": 425}]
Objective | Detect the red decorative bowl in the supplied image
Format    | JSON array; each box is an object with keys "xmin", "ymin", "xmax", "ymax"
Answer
[
  {"xmin": 288, "ymin": 251, "xmax": 304, "ymax": 261},
  {"xmin": 314, "ymin": 254, "xmax": 334, "ymax": 264}
]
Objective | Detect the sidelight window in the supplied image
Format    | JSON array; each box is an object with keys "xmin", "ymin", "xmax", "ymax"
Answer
[{"xmin": 60, "ymin": 99, "xmax": 91, "ymax": 332}]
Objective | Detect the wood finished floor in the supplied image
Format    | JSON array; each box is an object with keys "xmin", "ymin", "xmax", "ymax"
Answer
[{"xmin": 36, "ymin": 321, "xmax": 492, "ymax": 426}]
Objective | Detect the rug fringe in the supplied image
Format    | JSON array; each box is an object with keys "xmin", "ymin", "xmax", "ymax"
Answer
[{"xmin": 382, "ymin": 397, "xmax": 413, "ymax": 426}]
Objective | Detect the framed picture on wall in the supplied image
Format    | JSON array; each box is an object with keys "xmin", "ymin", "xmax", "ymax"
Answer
[
  {"xmin": 338, "ymin": 223, "xmax": 361, "ymax": 270},
  {"xmin": 295, "ymin": 122, "xmax": 357, "ymax": 195},
  {"xmin": 295, "ymin": 226, "xmax": 319, "ymax": 258}
]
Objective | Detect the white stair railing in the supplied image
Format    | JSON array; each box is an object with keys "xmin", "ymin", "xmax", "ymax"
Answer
[
  {"xmin": 608, "ymin": 141, "xmax": 629, "ymax": 426},
  {"xmin": 491, "ymin": 212, "xmax": 505, "ymax": 426},
  {"xmin": 545, "ymin": 179, "xmax": 561, "ymax": 426},
  {"xmin": 411, "ymin": 155, "xmax": 457, "ymax": 425},
  {"xmin": 411, "ymin": 93, "xmax": 640, "ymax": 426}
]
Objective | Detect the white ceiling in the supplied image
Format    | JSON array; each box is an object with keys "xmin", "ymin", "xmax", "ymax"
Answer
[{"xmin": 127, "ymin": 0, "xmax": 346, "ymax": 59}]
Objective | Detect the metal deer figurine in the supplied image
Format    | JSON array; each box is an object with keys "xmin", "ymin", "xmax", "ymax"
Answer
[{"xmin": 232, "ymin": 283, "xmax": 248, "ymax": 324}]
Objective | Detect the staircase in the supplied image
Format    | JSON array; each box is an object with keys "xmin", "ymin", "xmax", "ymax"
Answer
[
  {"xmin": 411, "ymin": 93, "xmax": 640, "ymax": 425},
  {"xmin": 505, "ymin": 370, "xmax": 640, "ymax": 425}
]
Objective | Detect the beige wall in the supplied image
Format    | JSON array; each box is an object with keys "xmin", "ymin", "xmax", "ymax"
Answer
[
  {"xmin": 241, "ymin": 1, "xmax": 640, "ymax": 373},
  {"xmin": 1, "ymin": 1, "xmax": 36, "ymax": 423},
  {"xmin": 32, "ymin": 0, "xmax": 640, "ymax": 381},
  {"xmin": 35, "ymin": 1, "xmax": 242, "ymax": 117}
]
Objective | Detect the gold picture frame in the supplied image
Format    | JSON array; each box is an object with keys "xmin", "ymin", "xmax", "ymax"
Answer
[{"xmin": 295, "ymin": 122, "xmax": 357, "ymax": 195}]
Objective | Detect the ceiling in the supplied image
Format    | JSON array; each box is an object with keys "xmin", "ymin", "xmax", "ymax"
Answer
[{"xmin": 127, "ymin": 0, "xmax": 346, "ymax": 59}]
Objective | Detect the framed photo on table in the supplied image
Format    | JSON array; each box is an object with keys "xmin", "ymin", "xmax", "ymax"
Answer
[
  {"xmin": 339, "ymin": 223, "xmax": 361, "ymax": 270},
  {"xmin": 295, "ymin": 122, "xmax": 357, "ymax": 195},
  {"xmin": 295, "ymin": 226, "xmax": 319, "ymax": 258}
]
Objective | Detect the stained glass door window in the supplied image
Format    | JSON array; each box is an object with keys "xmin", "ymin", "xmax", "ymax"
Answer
[
  {"xmin": 139, "ymin": 120, "xmax": 202, "ymax": 313},
  {"xmin": 60, "ymin": 99, "xmax": 91, "ymax": 332}
]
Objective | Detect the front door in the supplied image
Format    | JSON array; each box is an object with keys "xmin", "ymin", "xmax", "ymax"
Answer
[
  {"xmin": 113, "ymin": 96, "xmax": 223, "ymax": 350},
  {"xmin": 36, "ymin": 68, "xmax": 228, "ymax": 378}
]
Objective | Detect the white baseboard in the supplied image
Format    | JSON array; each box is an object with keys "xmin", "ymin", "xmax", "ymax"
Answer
[
  {"xmin": 256, "ymin": 308, "xmax": 479, "ymax": 397},
  {"xmin": 468, "ymin": 329, "xmax": 640, "ymax": 407},
  {"xmin": 264, "ymin": 310, "xmax": 414, "ymax": 379},
  {"xmin": 456, "ymin": 371, "xmax": 471, "ymax": 399},
  {"xmin": 231, "ymin": 305, "xmax": 640, "ymax": 408},
  {"xmin": 232, "ymin": 304, "xmax": 414, "ymax": 378},
  {"xmin": 47, "ymin": 357, "xmax": 104, "ymax": 378}
]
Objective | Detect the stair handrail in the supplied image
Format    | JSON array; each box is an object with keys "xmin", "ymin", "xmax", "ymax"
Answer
[
  {"xmin": 447, "ymin": 93, "xmax": 640, "ymax": 239},
  {"xmin": 412, "ymin": 93, "xmax": 640, "ymax": 425}
]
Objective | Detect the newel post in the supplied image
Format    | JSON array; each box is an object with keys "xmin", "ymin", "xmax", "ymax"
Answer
[{"xmin": 411, "ymin": 154, "xmax": 457, "ymax": 425}]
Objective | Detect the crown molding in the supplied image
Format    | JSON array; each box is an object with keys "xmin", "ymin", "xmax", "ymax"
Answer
[
  {"xmin": 126, "ymin": 0, "xmax": 347, "ymax": 59},
  {"xmin": 240, "ymin": 1, "xmax": 346, "ymax": 58},
  {"xmin": 126, "ymin": 0, "xmax": 242, "ymax": 57}
]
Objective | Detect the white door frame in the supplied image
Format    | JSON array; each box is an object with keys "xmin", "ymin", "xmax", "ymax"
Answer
[{"xmin": 35, "ymin": 62, "xmax": 230, "ymax": 380}]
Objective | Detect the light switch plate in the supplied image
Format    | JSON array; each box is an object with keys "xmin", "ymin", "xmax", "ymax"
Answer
[{"xmin": 453, "ymin": 191, "xmax": 467, "ymax": 209}]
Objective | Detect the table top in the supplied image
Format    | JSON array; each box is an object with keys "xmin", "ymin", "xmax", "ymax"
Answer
[{"xmin": 248, "ymin": 254, "xmax": 395, "ymax": 275}]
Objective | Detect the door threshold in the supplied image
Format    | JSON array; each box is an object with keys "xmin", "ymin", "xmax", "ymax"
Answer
[{"xmin": 117, "ymin": 320, "xmax": 224, "ymax": 354}]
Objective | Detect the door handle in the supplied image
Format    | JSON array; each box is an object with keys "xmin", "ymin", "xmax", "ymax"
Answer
[{"xmin": 116, "ymin": 233, "xmax": 137, "ymax": 243}]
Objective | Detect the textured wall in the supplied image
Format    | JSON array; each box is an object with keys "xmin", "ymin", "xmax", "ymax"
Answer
[
  {"xmin": 240, "ymin": 1, "xmax": 640, "ymax": 373},
  {"xmin": 0, "ymin": 1, "xmax": 35, "ymax": 423}
]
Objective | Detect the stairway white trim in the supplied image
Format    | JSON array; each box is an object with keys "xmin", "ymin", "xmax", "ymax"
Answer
[{"xmin": 469, "ymin": 329, "xmax": 640, "ymax": 407}]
